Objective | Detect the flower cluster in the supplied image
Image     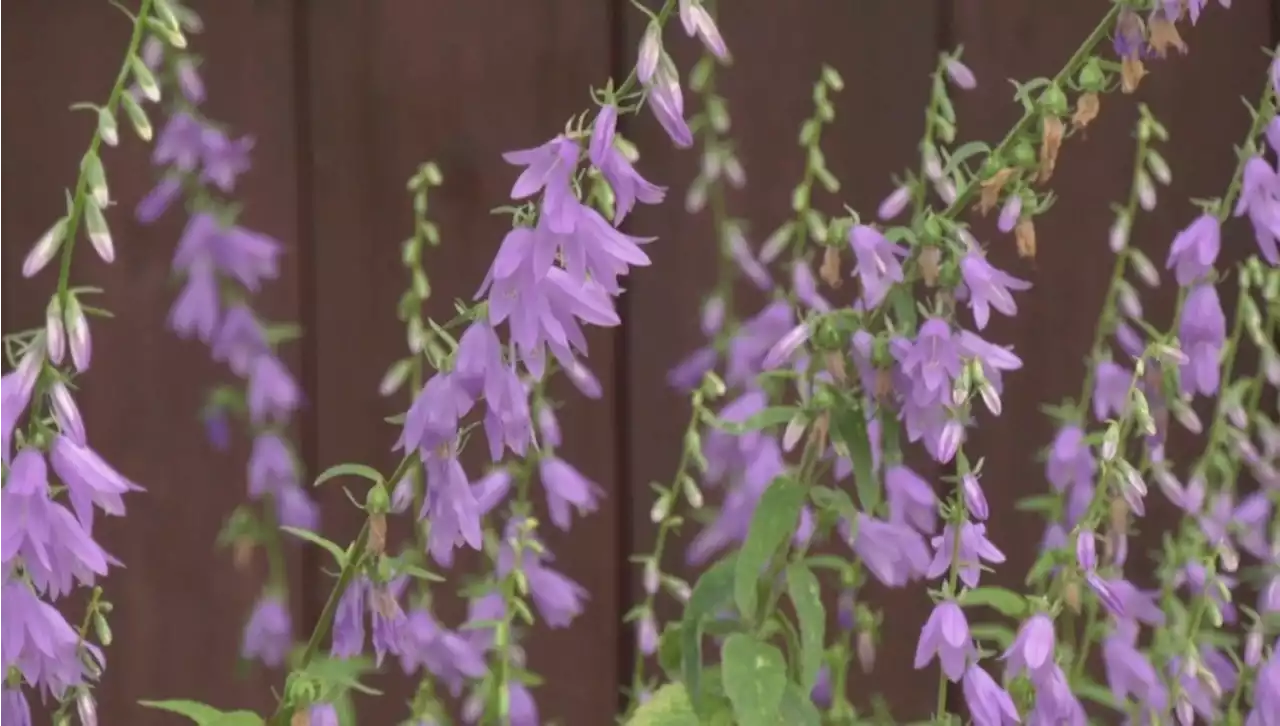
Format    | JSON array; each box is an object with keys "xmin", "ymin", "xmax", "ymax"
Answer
[{"xmin": 131, "ymin": 24, "xmax": 317, "ymax": 668}]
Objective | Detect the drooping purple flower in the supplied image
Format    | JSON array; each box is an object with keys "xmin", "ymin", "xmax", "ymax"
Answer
[
  {"xmin": 331, "ymin": 576, "xmax": 369, "ymax": 658},
  {"xmin": 962, "ymin": 664, "xmax": 1019, "ymax": 726},
  {"xmin": 48, "ymin": 435, "xmax": 140, "ymax": 531},
  {"xmin": 885, "ymin": 465, "xmax": 938, "ymax": 534},
  {"xmin": 961, "ymin": 473, "xmax": 989, "ymax": 521},
  {"xmin": 463, "ymin": 681, "xmax": 540, "ymax": 726},
  {"xmin": 526, "ymin": 560, "xmax": 588, "ymax": 629},
  {"xmin": 1, "ymin": 687, "xmax": 31, "ymax": 726},
  {"xmin": 275, "ymin": 484, "xmax": 320, "ymax": 532},
  {"xmin": 397, "ymin": 608, "xmax": 487, "ymax": 696},
  {"xmin": 175, "ymin": 56, "xmax": 205, "ymax": 105},
  {"xmin": 727, "ymin": 227, "xmax": 774, "ymax": 291},
  {"xmin": 1248, "ymin": 649, "xmax": 1280, "ymax": 726},
  {"xmin": 878, "ymin": 186, "xmax": 911, "ymax": 220},
  {"xmin": 308, "ymin": 703, "xmax": 339, "ymax": 726},
  {"xmin": 914, "ymin": 600, "xmax": 974, "ymax": 682},
  {"xmin": 173, "ymin": 213, "xmax": 281, "ymax": 292},
  {"xmin": 248, "ymin": 433, "xmax": 297, "ymax": 498},
  {"xmin": 2, "ymin": 450, "xmax": 117, "ymax": 599},
  {"xmin": 538, "ymin": 457, "xmax": 604, "ymax": 531},
  {"xmin": 688, "ymin": 440, "xmax": 786, "ymax": 564},
  {"xmin": 848, "ymin": 225, "xmax": 908, "ymax": 309},
  {"xmin": 1003, "ymin": 613, "xmax": 1056, "ymax": 679},
  {"xmin": 927, "ymin": 521, "xmax": 1006, "ymax": 588},
  {"xmin": 1102, "ymin": 623, "xmax": 1168, "ymax": 714},
  {"xmin": 678, "ymin": 0, "xmax": 729, "ymax": 59},
  {"xmin": 452, "ymin": 321, "xmax": 504, "ymax": 400},
  {"xmin": 1046, "ymin": 426, "xmax": 1097, "ymax": 492},
  {"xmin": 792, "ymin": 261, "xmax": 832, "ymax": 312},
  {"xmin": 960, "ymin": 252, "xmax": 1032, "ymax": 330},
  {"xmin": 210, "ymin": 304, "xmax": 268, "ymax": 377},
  {"xmin": 898, "ymin": 318, "xmax": 964, "ymax": 406},
  {"xmin": 846, "ymin": 513, "xmax": 932, "ymax": 587},
  {"xmin": 482, "ymin": 365, "xmax": 534, "ymax": 462},
  {"xmin": 168, "ymin": 258, "xmax": 221, "ymax": 342},
  {"xmin": 1177, "ymin": 283, "xmax": 1226, "ymax": 397},
  {"xmin": 645, "ymin": 56, "xmax": 694, "ymax": 149},
  {"xmin": 474, "ymin": 468, "xmax": 513, "ymax": 515},
  {"xmin": 241, "ymin": 595, "xmax": 292, "ymax": 668},
  {"xmin": 369, "ymin": 584, "xmax": 408, "ymax": 667},
  {"xmin": 199, "ymin": 127, "xmax": 253, "ymax": 192},
  {"xmin": 503, "ymin": 135, "xmax": 580, "ymax": 233},
  {"xmin": 247, "ymin": 354, "xmax": 302, "ymax": 424},
  {"xmin": 1029, "ymin": 664, "xmax": 1086, "ymax": 724},
  {"xmin": 1104, "ymin": 578, "xmax": 1165, "ymax": 626},
  {"xmin": 153, "ymin": 112, "xmax": 207, "ymax": 172},
  {"xmin": 2, "ymin": 347, "xmax": 43, "ymax": 464},
  {"xmin": 724, "ymin": 302, "xmax": 793, "ymax": 387},
  {"xmin": 589, "ymin": 105, "xmax": 666, "ymax": 224},
  {"xmin": 1093, "ymin": 360, "xmax": 1132, "ymax": 421},
  {"xmin": 1, "ymin": 578, "xmax": 93, "ymax": 698},
  {"xmin": 420, "ymin": 452, "xmax": 483, "ymax": 567},
  {"xmin": 1233, "ymin": 156, "xmax": 1280, "ymax": 264},
  {"xmin": 135, "ymin": 176, "xmax": 183, "ymax": 224},
  {"xmin": 1166, "ymin": 214, "xmax": 1220, "ymax": 286},
  {"xmin": 397, "ymin": 372, "xmax": 472, "ymax": 457},
  {"xmin": 998, "ymin": 194, "xmax": 1022, "ymax": 233}
]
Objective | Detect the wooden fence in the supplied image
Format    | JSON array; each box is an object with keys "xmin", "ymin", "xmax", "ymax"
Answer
[{"xmin": 3, "ymin": 1, "xmax": 1277, "ymax": 723}]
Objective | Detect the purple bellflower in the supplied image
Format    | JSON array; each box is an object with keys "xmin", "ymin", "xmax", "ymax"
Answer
[{"xmin": 915, "ymin": 600, "xmax": 975, "ymax": 682}]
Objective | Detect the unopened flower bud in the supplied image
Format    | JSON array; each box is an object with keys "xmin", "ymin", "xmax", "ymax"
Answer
[
  {"xmin": 1136, "ymin": 171, "xmax": 1157, "ymax": 211},
  {"xmin": 97, "ymin": 108, "xmax": 119, "ymax": 147},
  {"xmin": 857, "ymin": 631, "xmax": 876, "ymax": 673},
  {"xmin": 944, "ymin": 57, "xmax": 976, "ymax": 90},
  {"xmin": 878, "ymin": 186, "xmax": 910, "ymax": 221},
  {"xmin": 23, "ymin": 218, "xmax": 68, "ymax": 278},
  {"xmin": 1245, "ymin": 628, "xmax": 1264, "ymax": 667},
  {"xmin": 77, "ymin": 691, "xmax": 98, "ymax": 726},
  {"xmin": 650, "ymin": 492, "xmax": 672, "ymax": 524},
  {"xmin": 1109, "ymin": 213, "xmax": 1130, "ymax": 252},
  {"xmin": 46, "ymin": 297, "xmax": 66, "ymax": 364},
  {"xmin": 50, "ymin": 382, "xmax": 86, "ymax": 445},
  {"xmin": 1146, "ymin": 149, "xmax": 1172, "ymax": 185},
  {"xmin": 65, "ymin": 295, "xmax": 92, "ymax": 373},
  {"xmin": 637, "ymin": 22, "xmax": 661, "ymax": 84},
  {"xmin": 84, "ymin": 200, "xmax": 114, "ymax": 263},
  {"xmin": 680, "ymin": 474, "xmax": 703, "ymax": 509},
  {"xmin": 664, "ymin": 576, "xmax": 691, "ymax": 602},
  {"xmin": 643, "ymin": 559, "xmax": 659, "ymax": 595}
]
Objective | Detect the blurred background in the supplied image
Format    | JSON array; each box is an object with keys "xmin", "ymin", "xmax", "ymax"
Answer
[{"xmin": 3, "ymin": 1, "xmax": 1278, "ymax": 724}]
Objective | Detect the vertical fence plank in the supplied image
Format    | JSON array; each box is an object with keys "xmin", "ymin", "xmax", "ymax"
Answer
[
  {"xmin": 300, "ymin": 1, "xmax": 620, "ymax": 722},
  {"xmin": 619, "ymin": 1, "xmax": 943, "ymax": 718},
  {"xmin": 951, "ymin": 0, "xmax": 1275, "ymax": 593},
  {"xmin": 1, "ymin": 2, "xmax": 304, "ymax": 722}
]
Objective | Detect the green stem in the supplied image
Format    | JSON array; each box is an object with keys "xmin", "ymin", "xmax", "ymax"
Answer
[
  {"xmin": 912, "ymin": 64, "xmax": 943, "ymax": 222},
  {"xmin": 55, "ymin": 0, "xmax": 156, "ymax": 310},
  {"xmin": 938, "ymin": 4, "xmax": 1121, "ymax": 222}
]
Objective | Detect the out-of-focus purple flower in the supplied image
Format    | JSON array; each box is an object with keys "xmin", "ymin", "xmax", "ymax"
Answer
[
  {"xmin": 885, "ymin": 465, "xmax": 938, "ymax": 534},
  {"xmin": 307, "ymin": 703, "xmax": 338, "ymax": 726},
  {"xmin": 332, "ymin": 577, "xmax": 369, "ymax": 658},
  {"xmin": 914, "ymin": 600, "xmax": 974, "ymax": 682},
  {"xmin": 1102, "ymin": 623, "xmax": 1168, "ymax": 714},
  {"xmin": 369, "ymin": 585, "xmax": 407, "ymax": 667},
  {"xmin": 499, "ymin": 528, "xmax": 588, "ymax": 629},
  {"xmin": 1233, "ymin": 156, "xmax": 1280, "ymax": 264},
  {"xmin": 962, "ymin": 664, "xmax": 1019, "ymax": 726},
  {"xmin": 211, "ymin": 304, "xmax": 268, "ymax": 377},
  {"xmin": 688, "ymin": 440, "xmax": 786, "ymax": 564},
  {"xmin": 645, "ymin": 56, "xmax": 693, "ymax": 149},
  {"xmin": 725, "ymin": 302, "xmax": 793, "ymax": 387},
  {"xmin": 2, "ymin": 577, "xmax": 94, "ymax": 698},
  {"xmin": 960, "ymin": 252, "xmax": 1032, "ymax": 330},
  {"xmin": 173, "ymin": 213, "xmax": 281, "ymax": 293},
  {"xmin": 1248, "ymin": 649, "xmax": 1280, "ymax": 725},
  {"xmin": 878, "ymin": 186, "xmax": 911, "ymax": 220},
  {"xmin": 727, "ymin": 227, "xmax": 774, "ymax": 292},
  {"xmin": 275, "ymin": 484, "xmax": 320, "ymax": 532},
  {"xmin": 49, "ymin": 435, "xmax": 140, "ymax": 531},
  {"xmin": 2, "ymin": 347, "xmax": 43, "ymax": 464},
  {"xmin": 1093, "ymin": 360, "xmax": 1132, "ymax": 421},
  {"xmin": 2, "ymin": 449, "xmax": 117, "ymax": 599},
  {"xmin": 463, "ymin": 681, "xmax": 539, "ymax": 726},
  {"xmin": 397, "ymin": 372, "xmax": 471, "ymax": 457},
  {"xmin": 1029, "ymin": 664, "xmax": 1086, "ymax": 724},
  {"xmin": 961, "ymin": 473, "xmax": 989, "ymax": 521},
  {"xmin": 1104, "ymin": 578, "xmax": 1165, "ymax": 626},
  {"xmin": 792, "ymin": 261, "xmax": 831, "ymax": 312},
  {"xmin": 199, "ymin": 128, "xmax": 253, "ymax": 192},
  {"xmin": 247, "ymin": 354, "xmax": 302, "ymax": 424},
  {"xmin": 998, "ymin": 194, "xmax": 1022, "ymax": 233},
  {"xmin": 248, "ymin": 433, "xmax": 297, "ymax": 498},
  {"xmin": 845, "ymin": 513, "xmax": 931, "ymax": 587},
  {"xmin": 1046, "ymin": 426, "xmax": 1096, "ymax": 493},
  {"xmin": 538, "ymin": 457, "xmax": 604, "ymax": 531},
  {"xmin": 1114, "ymin": 322, "xmax": 1145, "ymax": 359},
  {"xmin": 398, "ymin": 608, "xmax": 487, "ymax": 696},
  {"xmin": 154, "ymin": 112, "xmax": 207, "ymax": 172},
  {"xmin": 135, "ymin": 176, "xmax": 183, "ymax": 224},
  {"xmin": 927, "ymin": 521, "xmax": 1006, "ymax": 588},
  {"xmin": 241, "ymin": 595, "xmax": 292, "ymax": 667},
  {"xmin": 175, "ymin": 57, "xmax": 205, "ymax": 105},
  {"xmin": 1178, "ymin": 283, "xmax": 1226, "ymax": 397},
  {"xmin": 1166, "ymin": 214, "xmax": 1220, "ymax": 286},
  {"xmin": 678, "ymin": 0, "xmax": 729, "ymax": 60},
  {"xmin": 168, "ymin": 258, "xmax": 220, "ymax": 342},
  {"xmin": 849, "ymin": 225, "xmax": 908, "ymax": 309},
  {"xmin": 420, "ymin": 452, "xmax": 482, "ymax": 567}
]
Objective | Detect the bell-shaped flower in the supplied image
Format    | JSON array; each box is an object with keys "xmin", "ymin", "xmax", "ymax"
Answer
[
  {"xmin": 538, "ymin": 457, "xmax": 604, "ymax": 531},
  {"xmin": 1177, "ymin": 283, "xmax": 1226, "ymax": 396},
  {"xmin": 848, "ymin": 225, "xmax": 908, "ymax": 309},
  {"xmin": 589, "ymin": 105, "xmax": 666, "ymax": 224},
  {"xmin": 928, "ymin": 521, "xmax": 1006, "ymax": 588},
  {"xmin": 1166, "ymin": 214, "xmax": 1220, "ymax": 285},
  {"xmin": 503, "ymin": 135, "xmax": 581, "ymax": 233},
  {"xmin": 846, "ymin": 513, "xmax": 931, "ymax": 587},
  {"xmin": 420, "ymin": 452, "xmax": 482, "ymax": 567},
  {"xmin": 1, "ymin": 578, "xmax": 95, "ymax": 697},
  {"xmin": 247, "ymin": 354, "xmax": 302, "ymax": 424},
  {"xmin": 49, "ymin": 435, "xmax": 140, "ymax": 531},
  {"xmin": 914, "ymin": 600, "xmax": 974, "ymax": 682},
  {"xmin": 240, "ymin": 595, "xmax": 292, "ymax": 668},
  {"xmin": 960, "ymin": 251, "xmax": 1032, "ymax": 330},
  {"xmin": 885, "ymin": 465, "xmax": 938, "ymax": 534},
  {"xmin": 1003, "ymin": 613, "xmax": 1056, "ymax": 680},
  {"xmin": 248, "ymin": 433, "xmax": 298, "ymax": 498},
  {"xmin": 962, "ymin": 664, "xmax": 1020, "ymax": 726},
  {"xmin": 167, "ymin": 258, "xmax": 220, "ymax": 342}
]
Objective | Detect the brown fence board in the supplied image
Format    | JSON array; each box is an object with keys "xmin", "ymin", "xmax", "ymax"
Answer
[
  {"xmin": 1, "ymin": 1, "xmax": 305, "ymax": 723},
  {"xmin": 300, "ymin": 0, "xmax": 621, "ymax": 722}
]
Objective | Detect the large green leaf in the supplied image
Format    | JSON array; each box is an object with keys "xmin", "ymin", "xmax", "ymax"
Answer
[
  {"xmin": 777, "ymin": 684, "xmax": 822, "ymax": 726},
  {"xmin": 313, "ymin": 462, "xmax": 383, "ymax": 487},
  {"xmin": 625, "ymin": 683, "xmax": 700, "ymax": 726},
  {"xmin": 720, "ymin": 634, "xmax": 787, "ymax": 726},
  {"xmin": 138, "ymin": 701, "xmax": 262, "ymax": 726},
  {"xmin": 681, "ymin": 556, "xmax": 738, "ymax": 713},
  {"xmin": 831, "ymin": 405, "xmax": 879, "ymax": 514},
  {"xmin": 958, "ymin": 586, "xmax": 1030, "ymax": 619},
  {"xmin": 735, "ymin": 477, "xmax": 805, "ymax": 621}
]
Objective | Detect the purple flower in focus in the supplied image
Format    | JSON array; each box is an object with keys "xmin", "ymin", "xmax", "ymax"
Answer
[
  {"xmin": 2, "ymin": 347, "xmax": 43, "ymax": 464},
  {"xmin": 1166, "ymin": 214, "xmax": 1220, "ymax": 286},
  {"xmin": 1234, "ymin": 156, "xmax": 1280, "ymax": 264},
  {"xmin": 1029, "ymin": 664, "xmax": 1086, "ymax": 724},
  {"xmin": 1102, "ymin": 623, "xmax": 1167, "ymax": 714},
  {"xmin": 420, "ymin": 452, "xmax": 482, "ymax": 567},
  {"xmin": 2, "ymin": 450, "xmax": 117, "ymax": 599},
  {"xmin": 1002, "ymin": 613, "xmax": 1056, "ymax": 679},
  {"xmin": 898, "ymin": 319, "xmax": 964, "ymax": 405},
  {"xmin": 332, "ymin": 577, "xmax": 369, "ymax": 658},
  {"xmin": 644, "ymin": 57, "xmax": 693, "ymax": 149},
  {"xmin": 589, "ymin": 105, "xmax": 666, "ymax": 223},
  {"xmin": 1, "ymin": 578, "xmax": 95, "ymax": 698},
  {"xmin": 885, "ymin": 464, "xmax": 938, "ymax": 534},
  {"xmin": 482, "ymin": 365, "xmax": 534, "ymax": 462},
  {"xmin": 962, "ymin": 665, "xmax": 1019, "ymax": 726},
  {"xmin": 928, "ymin": 521, "xmax": 1006, "ymax": 588},
  {"xmin": 848, "ymin": 225, "xmax": 908, "ymax": 309},
  {"xmin": 49, "ymin": 434, "xmax": 140, "ymax": 531},
  {"xmin": 538, "ymin": 457, "xmax": 604, "ymax": 531},
  {"xmin": 914, "ymin": 600, "xmax": 974, "ymax": 682},
  {"xmin": 241, "ymin": 595, "xmax": 292, "ymax": 667},
  {"xmin": 960, "ymin": 252, "xmax": 1032, "ymax": 330},
  {"xmin": 503, "ymin": 135, "xmax": 580, "ymax": 233},
  {"xmin": 1, "ymin": 687, "xmax": 31, "ymax": 726},
  {"xmin": 1177, "ymin": 283, "xmax": 1226, "ymax": 396}
]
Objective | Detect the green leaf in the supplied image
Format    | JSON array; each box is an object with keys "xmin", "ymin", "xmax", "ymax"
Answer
[
  {"xmin": 721, "ymin": 634, "xmax": 787, "ymax": 726},
  {"xmin": 959, "ymin": 586, "xmax": 1030, "ymax": 618},
  {"xmin": 624, "ymin": 683, "xmax": 700, "ymax": 726},
  {"xmin": 658, "ymin": 625, "xmax": 684, "ymax": 680},
  {"xmin": 969, "ymin": 623, "xmax": 1017, "ymax": 650},
  {"xmin": 1072, "ymin": 679, "xmax": 1118, "ymax": 709},
  {"xmin": 942, "ymin": 141, "xmax": 992, "ymax": 177},
  {"xmin": 777, "ymin": 684, "xmax": 822, "ymax": 726},
  {"xmin": 1014, "ymin": 494, "xmax": 1060, "ymax": 514},
  {"xmin": 209, "ymin": 713, "xmax": 264, "ymax": 726},
  {"xmin": 681, "ymin": 556, "xmax": 738, "ymax": 713},
  {"xmin": 313, "ymin": 462, "xmax": 384, "ymax": 488},
  {"xmin": 808, "ymin": 486, "xmax": 858, "ymax": 521},
  {"xmin": 138, "ymin": 700, "xmax": 247, "ymax": 725},
  {"xmin": 785, "ymin": 564, "xmax": 825, "ymax": 692},
  {"xmin": 831, "ymin": 406, "xmax": 879, "ymax": 514},
  {"xmin": 735, "ymin": 477, "xmax": 806, "ymax": 621},
  {"xmin": 735, "ymin": 407, "xmax": 799, "ymax": 433},
  {"xmin": 281, "ymin": 527, "xmax": 348, "ymax": 567}
]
